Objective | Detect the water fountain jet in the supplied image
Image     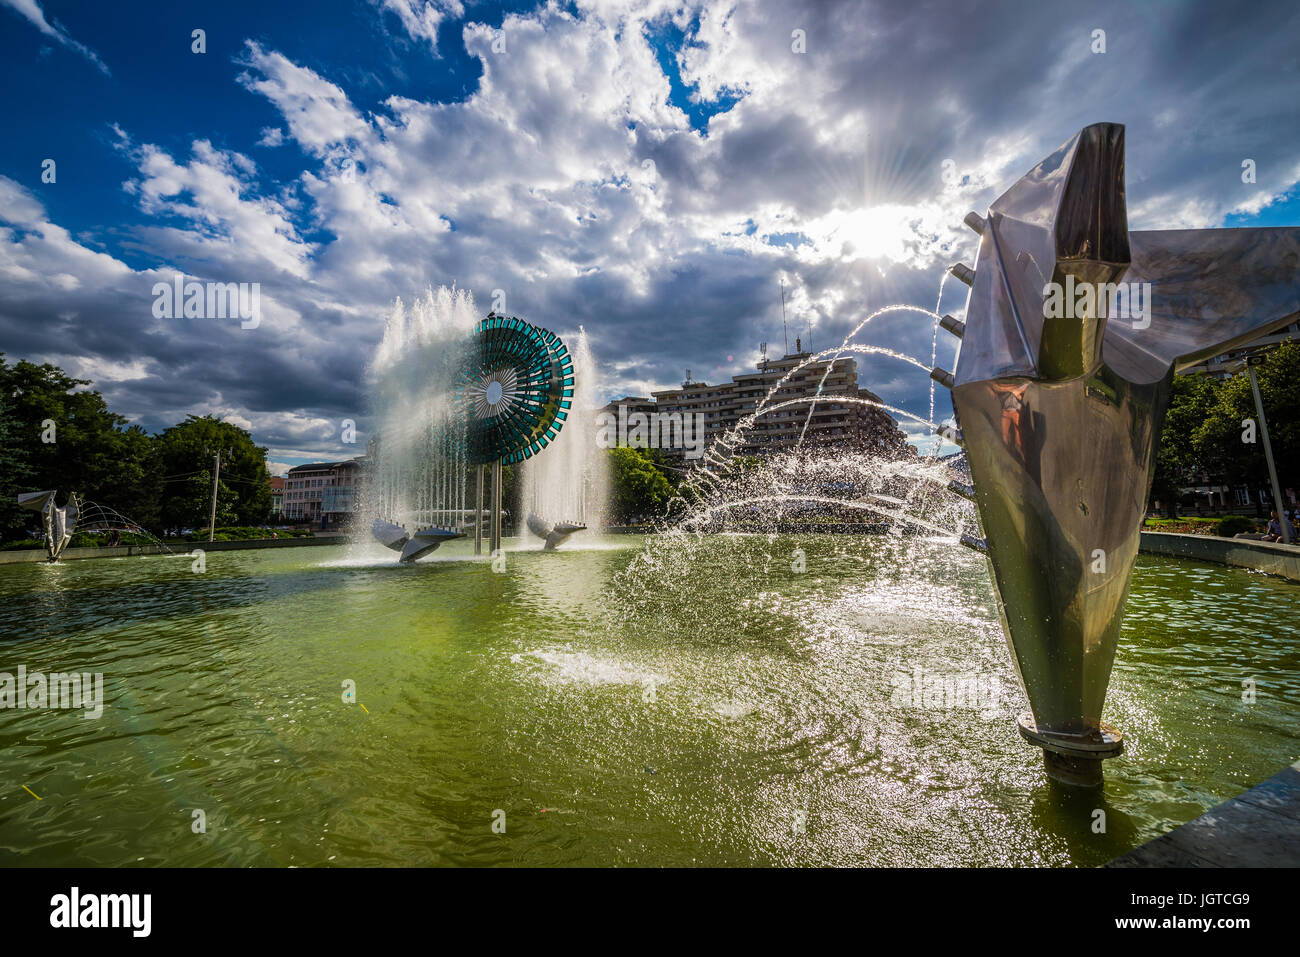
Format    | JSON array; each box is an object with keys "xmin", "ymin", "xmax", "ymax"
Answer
[
  {"xmin": 520, "ymin": 327, "xmax": 607, "ymax": 549},
  {"xmin": 365, "ymin": 288, "xmax": 476, "ymax": 562}
]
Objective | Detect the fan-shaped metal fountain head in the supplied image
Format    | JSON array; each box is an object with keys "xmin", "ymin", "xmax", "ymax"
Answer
[{"xmin": 458, "ymin": 315, "xmax": 575, "ymax": 466}]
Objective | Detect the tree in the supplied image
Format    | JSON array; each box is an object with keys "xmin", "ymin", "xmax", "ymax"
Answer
[
  {"xmin": 607, "ymin": 447, "xmax": 673, "ymax": 522},
  {"xmin": 1150, "ymin": 373, "xmax": 1218, "ymax": 516},
  {"xmin": 176, "ymin": 471, "xmax": 238, "ymax": 531},
  {"xmin": 1231, "ymin": 342, "xmax": 1300, "ymax": 487},
  {"xmin": 0, "ymin": 359, "xmax": 35, "ymax": 539},
  {"xmin": 154, "ymin": 416, "xmax": 270, "ymax": 531},
  {"xmin": 1151, "ymin": 342, "xmax": 1300, "ymax": 514},
  {"xmin": 0, "ymin": 355, "xmax": 155, "ymax": 530},
  {"xmin": 640, "ymin": 446, "xmax": 685, "ymax": 489},
  {"xmin": 113, "ymin": 425, "xmax": 164, "ymax": 532}
]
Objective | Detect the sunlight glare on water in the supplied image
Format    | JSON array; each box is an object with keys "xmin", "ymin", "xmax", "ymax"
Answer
[{"xmin": 0, "ymin": 537, "xmax": 1295, "ymax": 867}]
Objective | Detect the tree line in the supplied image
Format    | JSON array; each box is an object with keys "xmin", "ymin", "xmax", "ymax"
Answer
[
  {"xmin": 10, "ymin": 338, "xmax": 1285, "ymax": 542},
  {"xmin": 0, "ymin": 355, "xmax": 271, "ymax": 541}
]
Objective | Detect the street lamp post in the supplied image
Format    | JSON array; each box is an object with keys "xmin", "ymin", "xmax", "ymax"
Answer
[
  {"xmin": 1246, "ymin": 356, "xmax": 1291, "ymax": 544},
  {"xmin": 208, "ymin": 452, "xmax": 221, "ymax": 543}
]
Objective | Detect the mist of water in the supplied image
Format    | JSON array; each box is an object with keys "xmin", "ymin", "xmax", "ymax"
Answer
[
  {"xmin": 520, "ymin": 326, "xmax": 610, "ymax": 538},
  {"xmin": 363, "ymin": 286, "xmax": 478, "ymax": 532},
  {"xmin": 614, "ymin": 274, "xmax": 978, "ymax": 597}
]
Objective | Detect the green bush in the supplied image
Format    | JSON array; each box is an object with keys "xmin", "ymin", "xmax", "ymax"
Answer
[
  {"xmin": 182, "ymin": 526, "xmax": 312, "ymax": 542},
  {"xmin": 1216, "ymin": 516, "xmax": 1258, "ymax": 537},
  {"xmin": 1, "ymin": 531, "xmax": 159, "ymax": 550},
  {"xmin": 69, "ymin": 531, "xmax": 159, "ymax": 547},
  {"xmin": 0, "ymin": 538, "xmax": 44, "ymax": 551}
]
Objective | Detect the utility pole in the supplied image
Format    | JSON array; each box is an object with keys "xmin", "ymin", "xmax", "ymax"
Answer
[
  {"xmin": 1247, "ymin": 356, "xmax": 1291, "ymax": 543},
  {"xmin": 208, "ymin": 452, "xmax": 221, "ymax": 543}
]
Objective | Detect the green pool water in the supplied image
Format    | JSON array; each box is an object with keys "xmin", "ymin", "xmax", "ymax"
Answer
[{"xmin": 0, "ymin": 535, "xmax": 1296, "ymax": 866}]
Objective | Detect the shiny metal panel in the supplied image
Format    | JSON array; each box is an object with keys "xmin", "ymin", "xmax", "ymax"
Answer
[{"xmin": 950, "ymin": 123, "xmax": 1300, "ymax": 749}]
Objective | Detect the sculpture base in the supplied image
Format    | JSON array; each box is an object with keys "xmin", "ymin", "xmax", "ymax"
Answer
[{"xmin": 1017, "ymin": 713, "xmax": 1123, "ymax": 788}]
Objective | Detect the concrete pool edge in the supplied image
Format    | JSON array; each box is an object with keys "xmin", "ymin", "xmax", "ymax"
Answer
[
  {"xmin": 1139, "ymin": 531, "xmax": 1300, "ymax": 582},
  {"xmin": 1105, "ymin": 759, "xmax": 1300, "ymax": 867},
  {"xmin": 5, "ymin": 527, "xmax": 1299, "ymax": 572},
  {"xmin": 0, "ymin": 536, "xmax": 344, "ymax": 564}
]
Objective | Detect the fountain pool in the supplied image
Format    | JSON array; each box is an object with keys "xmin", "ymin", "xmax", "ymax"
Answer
[{"xmin": 0, "ymin": 535, "xmax": 1296, "ymax": 866}]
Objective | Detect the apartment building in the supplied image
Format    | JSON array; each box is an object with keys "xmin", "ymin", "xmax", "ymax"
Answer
[
  {"xmin": 269, "ymin": 476, "xmax": 284, "ymax": 518},
  {"xmin": 283, "ymin": 459, "xmax": 363, "ymax": 525},
  {"xmin": 601, "ymin": 344, "xmax": 913, "ymax": 463}
]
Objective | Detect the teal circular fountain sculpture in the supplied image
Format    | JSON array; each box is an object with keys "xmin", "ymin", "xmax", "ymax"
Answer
[{"xmin": 459, "ymin": 315, "xmax": 574, "ymax": 466}]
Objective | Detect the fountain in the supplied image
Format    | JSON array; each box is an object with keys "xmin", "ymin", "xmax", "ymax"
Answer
[
  {"xmin": 365, "ymin": 288, "xmax": 576, "ymax": 562},
  {"xmin": 13, "ymin": 492, "xmax": 172, "ymax": 561},
  {"xmin": 458, "ymin": 314, "xmax": 576, "ymax": 557},
  {"xmin": 520, "ymin": 327, "xmax": 609, "ymax": 549},
  {"xmin": 622, "ymin": 123, "xmax": 1300, "ymax": 789},
  {"xmin": 17, "ymin": 489, "xmax": 79, "ymax": 562},
  {"xmin": 365, "ymin": 288, "xmax": 476, "ymax": 561},
  {"xmin": 930, "ymin": 123, "xmax": 1300, "ymax": 785}
]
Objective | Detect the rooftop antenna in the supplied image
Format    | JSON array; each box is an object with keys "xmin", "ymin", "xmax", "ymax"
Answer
[
  {"xmin": 760, "ymin": 340, "xmax": 768, "ymax": 370},
  {"xmin": 779, "ymin": 280, "xmax": 790, "ymax": 355}
]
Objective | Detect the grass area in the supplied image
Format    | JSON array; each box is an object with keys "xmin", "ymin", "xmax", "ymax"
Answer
[
  {"xmin": 179, "ymin": 526, "xmax": 315, "ymax": 543},
  {"xmin": 1143, "ymin": 516, "xmax": 1262, "ymax": 537}
]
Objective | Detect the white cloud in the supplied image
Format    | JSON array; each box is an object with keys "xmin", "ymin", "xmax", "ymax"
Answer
[
  {"xmin": 373, "ymin": 0, "xmax": 464, "ymax": 55},
  {"xmin": 236, "ymin": 42, "xmax": 372, "ymax": 159},
  {"xmin": 4, "ymin": 0, "xmax": 1300, "ymax": 457},
  {"xmin": 120, "ymin": 136, "xmax": 315, "ymax": 279},
  {"xmin": 0, "ymin": 0, "xmax": 110, "ymax": 74}
]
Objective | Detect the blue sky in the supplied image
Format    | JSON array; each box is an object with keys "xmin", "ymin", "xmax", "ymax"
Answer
[{"xmin": 1, "ymin": 0, "xmax": 1298, "ymax": 473}]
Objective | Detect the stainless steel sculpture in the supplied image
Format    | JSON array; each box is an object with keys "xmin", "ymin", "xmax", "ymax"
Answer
[
  {"xmin": 934, "ymin": 123, "xmax": 1300, "ymax": 785},
  {"xmin": 525, "ymin": 513, "xmax": 586, "ymax": 550},
  {"xmin": 371, "ymin": 517, "xmax": 464, "ymax": 563},
  {"xmin": 18, "ymin": 489, "xmax": 80, "ymax": 562},
  {"xmin": 460, "ymin": 315, "xmax": 575, "ymax": 556}
]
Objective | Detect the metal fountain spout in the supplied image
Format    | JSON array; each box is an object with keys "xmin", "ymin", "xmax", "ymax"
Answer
[
  {"xmin": 525, "ymin": 513, "xmax": 587, "ymax": 550},
  {"xmin": 372, "ymin": 517, "xmax": 465, "ymax": 563},
  {"xmin": 18, "ymin": 489, "xmax": 79, "ymax": 562},
  {"xmin": 934, "ymin": 123, "xmax": 1300, "ymax": 786}
]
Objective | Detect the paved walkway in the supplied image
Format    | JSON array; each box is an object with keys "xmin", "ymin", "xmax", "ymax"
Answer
[{"xmin": 1107, "ymin": 760, "xmax": 1300, "ymax": 867}]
